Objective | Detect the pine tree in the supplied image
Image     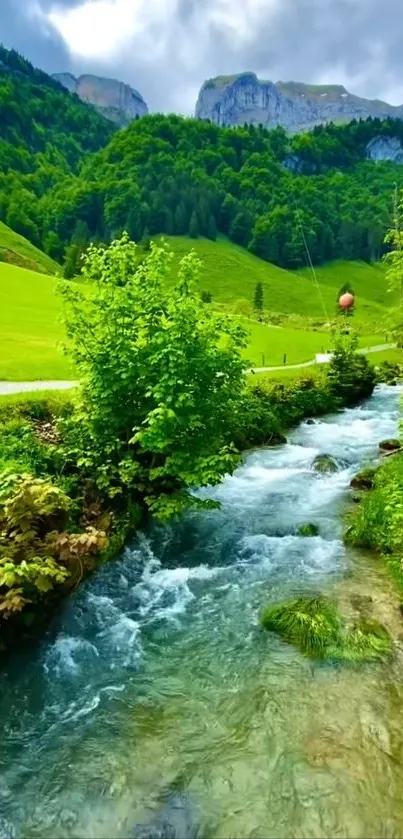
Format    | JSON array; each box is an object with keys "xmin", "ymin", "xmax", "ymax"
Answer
[
  {"xmin": 253, "ymin": 281, "xmax": 264, "ymax": 315},
  {"xmin": 63, "ymin": 244, "xmax": 82, "ymax": 279},
  {"xmin": 72, "ymin": 220, "xmax": 89, "ymax": 246},
  {"xmin": 164, "ymin": 208, "xmax": 174, "ymax": 236},
  {"xmin": 207, "ymin": 215, "xmax": 217, "ymax": 241},
  {"xmin": 174, "ymin": 202, "xmax": 188, "ymax": 235},
  {"xmin": 189, "ymin": 211, "xmax": 199, "ymax": 239}
]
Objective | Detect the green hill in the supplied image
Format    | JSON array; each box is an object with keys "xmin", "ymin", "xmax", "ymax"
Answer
[
  {"xmin": 0, "ymin": 262, "xmax": 71, "ymax": 380},
  {"xmin": 0, "ymin": 235, "xmax": 388, "ymax": 380},
  {"xmin": 0, "ymin": 221, "xmax": 60, "ymax": 275},
  {"xmin": 162, "ymin": 236, "xmax": 393, "ymax": 328}
]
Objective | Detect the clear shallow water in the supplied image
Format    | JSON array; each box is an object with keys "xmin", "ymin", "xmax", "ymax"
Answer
[{"xmin": 2, "ymin": 386, "xmax": 403, "ymax": 839}]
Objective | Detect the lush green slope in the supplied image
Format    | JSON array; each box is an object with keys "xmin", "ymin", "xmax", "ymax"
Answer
[
  {"xmin": 246, "ymin": 322, "xmax": 380, "ymax": 367},
  {"xmin": 0, "ymin": 236, "xmax": 387, "ymax": 380},
  {"xmin": 0, "ymin": 262, "xmax": 71, "ymax": 380},
  {"xmin": 0, "ymin": 221, "xmax": 59, "ymax": 275},
  {"xmin": 162, "ymin": 236, "xmax": 392, "ymax": 327},
  {"xmin": 297, "ymin": 260, "xmax": 393, "ymax": 310}
]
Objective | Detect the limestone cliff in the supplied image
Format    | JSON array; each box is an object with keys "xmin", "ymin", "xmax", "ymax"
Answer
[
  {"xmin": 366, "ymin": 136, "xmax": 403, "ymax": 163},
  {"xmin": 52, "ymin": 73, "xmax": 148, "ymax": 127},
  {"xmin": 195, "ymin": 73, "xmax": 403, "ymax": 133}
]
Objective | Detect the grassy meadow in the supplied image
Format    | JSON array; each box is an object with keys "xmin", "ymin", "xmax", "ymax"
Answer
[{"xmin": 0, "ymin": 227, "xmax": 398, "ymax": 381}]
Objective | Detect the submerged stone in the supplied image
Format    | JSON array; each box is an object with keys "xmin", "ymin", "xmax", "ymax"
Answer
[{"xmin": 130, "ymin": 794, "xmax": 200, "ymax": 839}]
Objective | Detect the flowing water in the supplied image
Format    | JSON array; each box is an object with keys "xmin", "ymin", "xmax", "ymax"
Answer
[{"xmin": 2, "ymin": 385, "xmax": 403, "ymax": 839}]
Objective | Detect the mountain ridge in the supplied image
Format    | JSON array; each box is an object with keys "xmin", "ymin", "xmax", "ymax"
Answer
[
  {"xmin": 52, "ymin": 72, "xmax": 148, "ymax": 127},
  {"xmin": 195, "ymin": 72, "xmax": 403, "ymax": 132}
]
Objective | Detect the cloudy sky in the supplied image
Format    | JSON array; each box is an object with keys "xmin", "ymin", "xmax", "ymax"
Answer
[{"xmin": 2, "ymin": 0, "xmax": 403, "ymax": 113}]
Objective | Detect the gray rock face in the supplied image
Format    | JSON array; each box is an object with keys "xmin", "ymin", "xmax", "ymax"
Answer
[
  {"xmin": 366, "ymin": 135, "xmax": 403, "ymax": 163},
  {"xmin": 53, "ymin": 73, "xmax": 148, "ymax": 127},
  {"xmin": 195, "ymin": 73, "xmax": 403, "ymax": 133}
]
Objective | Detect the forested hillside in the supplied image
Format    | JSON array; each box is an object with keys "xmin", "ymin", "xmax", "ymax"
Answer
[
  {"xmin": 0, "ymin": 45, "xmax": 115, "ymax": 258},
  {"xmin": 1, "ymin": 46, "xmax": 403, "ymax": 271}
]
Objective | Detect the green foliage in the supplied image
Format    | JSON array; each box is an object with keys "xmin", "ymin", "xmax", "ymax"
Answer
[
  {"xmin": 231, "ymin": 372, "xmax": 339, "ymax": 450},
  {"xmin": 63, "ymin": 243, "xmax": 83, "ymax": 279},
  {"xmin": 347, "ymin": 454, "xmax": 403, "ymax": 556},
  {"xmin": 327, "ymin": 326, "xmax": 376, "ymax": 405},
  {"xmin": 59, "ymin": 234, "xmax": 248, "ymax": 520},
  {"xmin": 260, "ymin": 596, "xmax": 393, "ymax": 662},
  {"xmin": 0, "ymin": 471, "xmax": 108, "ymax": 620},
  {"xmin": 376, "ymin": 360, "xmax": 403, "ymax": 384},
  {"xmin": 384, "ymin": 190, "xmax": 403, "ymax": 301}
]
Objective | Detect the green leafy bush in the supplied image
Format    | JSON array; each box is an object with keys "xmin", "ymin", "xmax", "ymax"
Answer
[
  {"xmin": 347, "ymin": 454, "xmax": 403, "ymax": 555},
  {"xmin": 0, "ymin": 472, "xmax": 108, "ymax": 620},
  {"xmin": 327, "ymin": 329, "xmax": 376, "ymax": 406},
  {"xmin": 59, "ymin": 235, "xmax": 248, "ymax": 520}
]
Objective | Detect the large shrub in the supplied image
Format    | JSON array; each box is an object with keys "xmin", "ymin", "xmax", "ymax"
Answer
[{"xmin": 59, "ymin": 235, "xmax": 248, "ymax": 520}]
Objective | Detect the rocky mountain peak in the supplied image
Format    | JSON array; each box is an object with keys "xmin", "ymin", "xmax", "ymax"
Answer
[
  {"xmin": 52, "ymin": 73, "xmax": 148, "ymax": 127},
  {"xmin": 195, "ymin": 73, "xmax": 403, "ymax": 133}
]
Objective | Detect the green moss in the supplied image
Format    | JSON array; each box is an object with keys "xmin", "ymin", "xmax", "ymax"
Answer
[
  {"xmin": 260, "ymin": 596, "xmax": 393, "ymax": 662},
  {"xmin": 297, "ymin": 522, "xmax": 320, "ymax": 537},
  {"xmin": 333, "ymin": 619, "xmax": 393, "ymax": 662},
  {"xmin": 260, "ymin": 597, "xmax": 340, "ymax": 657}
]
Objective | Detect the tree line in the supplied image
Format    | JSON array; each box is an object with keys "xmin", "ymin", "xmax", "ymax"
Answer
[{"xmin": 1, "ymin": 45, "xmax": 403, "ymax": 271}]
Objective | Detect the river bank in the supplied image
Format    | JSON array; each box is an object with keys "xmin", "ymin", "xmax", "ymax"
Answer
[
  {"xmin": 0, "ymin": 354, "xmax": 376, "ymax": 653},
  {"xmin": 2, "ymin": 385, "xmax": 403, "ymax": 838}
]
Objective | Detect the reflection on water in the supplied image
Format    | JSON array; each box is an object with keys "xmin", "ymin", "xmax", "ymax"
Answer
[{"xmin": 1, "ymin": 386, "xmax": 403, "ymax": 838}]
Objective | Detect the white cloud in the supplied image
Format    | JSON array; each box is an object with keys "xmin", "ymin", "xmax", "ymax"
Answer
[{"xmin": 48, "ymin": 0, "xmax": 177, "ymax": 60}]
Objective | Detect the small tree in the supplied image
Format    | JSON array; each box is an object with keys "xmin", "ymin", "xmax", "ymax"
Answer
[
  {"xmin": 189, "ymin": 211, "xmax": 199, "ymax": 239},
  {"xmin": 63, "ymin": 243, "xmax": 82, "ymax": 279},
  {"xmin": 60, "ymin": 235, "xmax": 248, "ymax": 520},
  {"xmin": 254, "ymin": 282, "xmax": 264, "ymax": 316},
  {"xmin": 201, "ymin": 290, "xmax": 212, "ymax": 303},
  {"xmin": 327, "ymin": 324, "xmax": 375, "ymax": 405}
]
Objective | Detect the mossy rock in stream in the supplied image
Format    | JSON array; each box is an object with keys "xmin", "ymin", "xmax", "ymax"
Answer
[
  {"xmin": 311, "ymin": 454, "xmax": 339, "ymax": 474},
  {"xmin": 297, "ymin": 522, "xmax": 320, "ymax": 537},
  {"xmin": 261, "ymin": 597, "xmax": 340, "ymax": 657},
  {"xmin": 379, "ymin": 438, "xmax": 401, "ymax": 453},
  {"xmin": 350, "ymin": 466, "xmax": 378, "ymax": 491},
  {"xmin": 260, "ymin": 597, "xmax": 393, "ymax": 663}
]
